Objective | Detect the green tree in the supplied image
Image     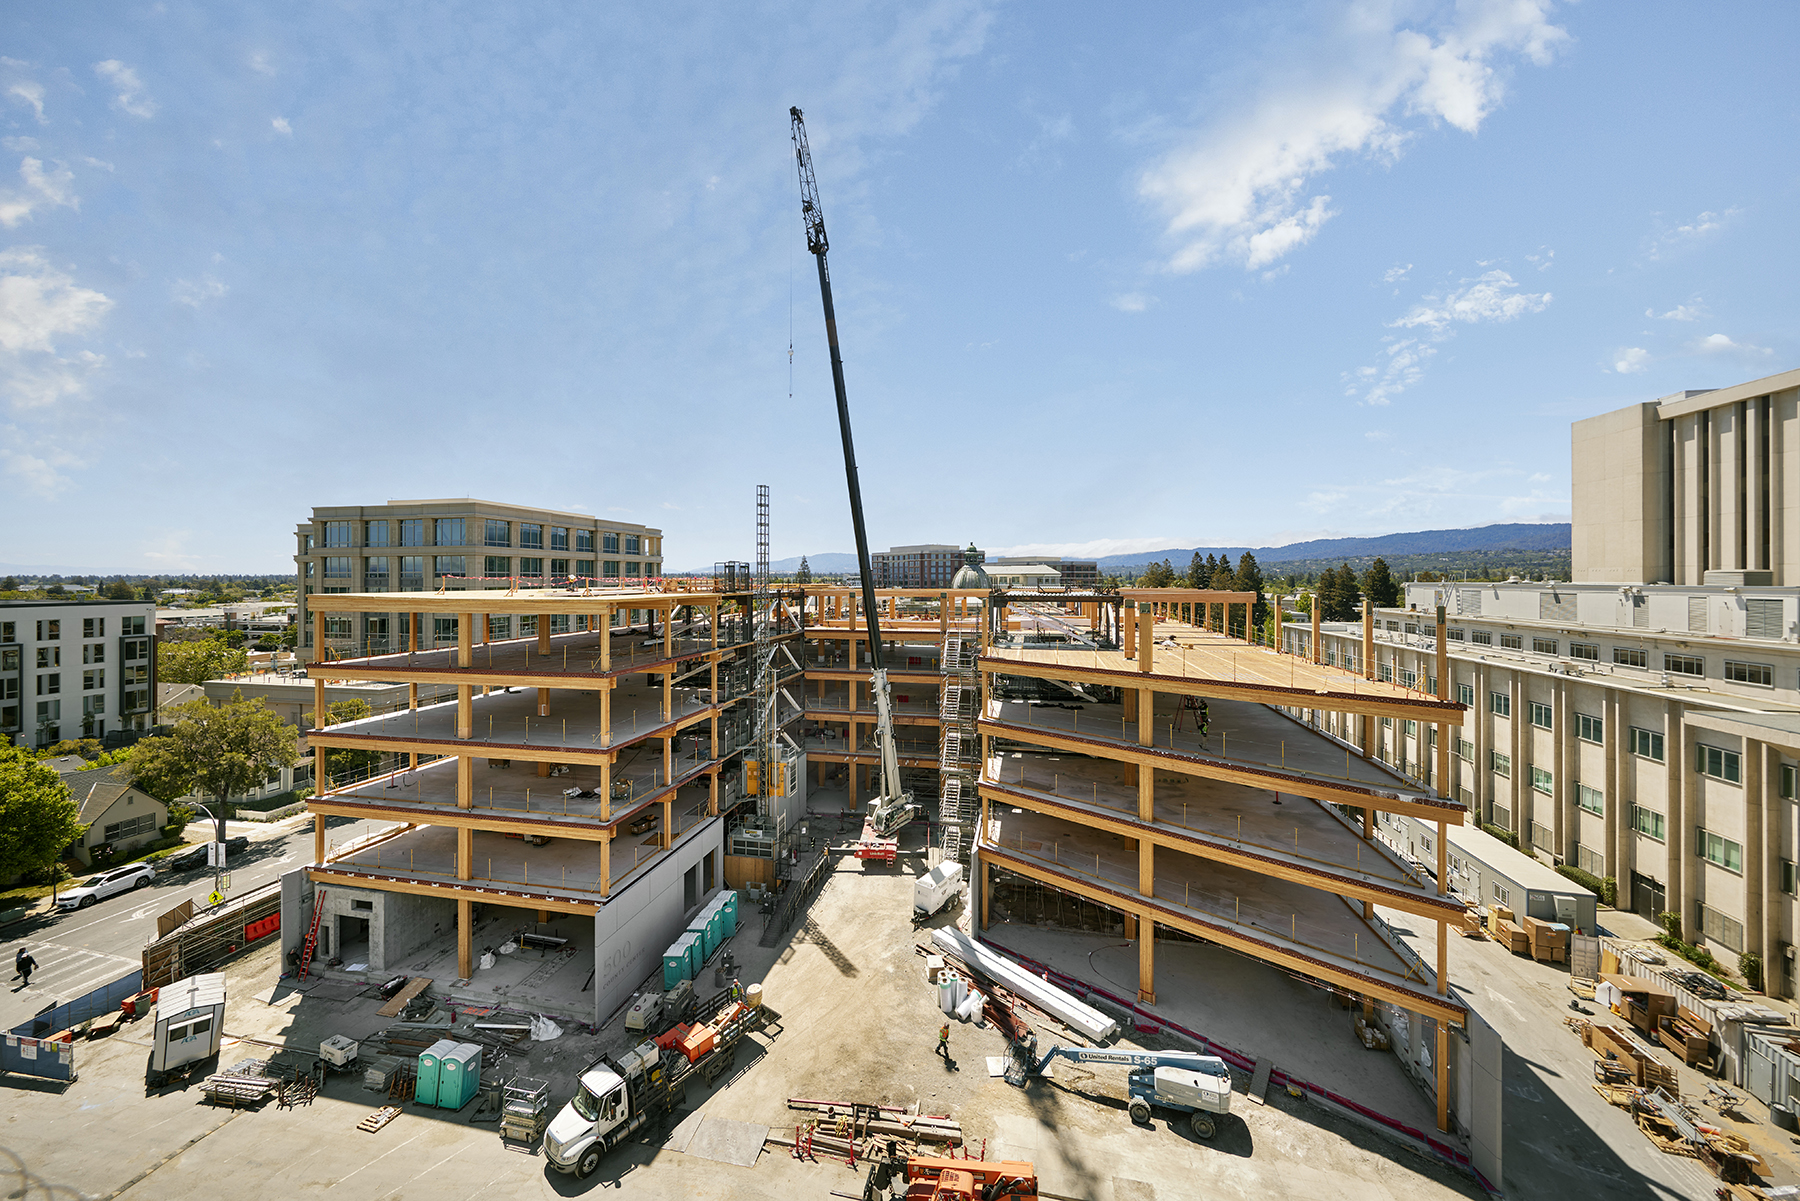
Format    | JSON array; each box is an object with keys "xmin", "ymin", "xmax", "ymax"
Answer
[
  {"xmin": 1186, "ymin": 552, "xmax": 1205, "ymax": 589},
  {"xmin": 0, "ymin": 576, "xmax": 16, "ymax": 592},
  {"xmin": 1234, "ymin": 551, "xmax": 1268, "ymax": 630},
  {"xmin": 132, "ymin": 693, "xmax": 298, "ymax": 819},
  {"xmin": 1363, "ymin": 557, "xmax": 1401, "ymax": 608},
  {"xmin": 103, "ymin": 580, "xmax": 136, "ymax": 600},
  {"xmin": 1318, "ymin": 564, "xmax": 1365, "ymax": 622},
  {"xmin": 795, "ymin": 556, "xmax": 812, "ymax": 584},
  {"xmin": 322, "ymin": 698, "xmax": 382, "ymax": 784},
  {"xmin": 1140, "ymin": 559, "xmax": 1176, "ymax": 588},
  {"xmin": 0, "ymin": 743, "xmax": 83, "ymax": 881},
  {"xmin": 158, "ymin": 634, "xmax": 251, "ymax": 684}
]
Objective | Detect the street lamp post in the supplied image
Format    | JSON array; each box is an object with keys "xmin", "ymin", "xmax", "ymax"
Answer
[{"xmin": 184, "ymin": 798, "xmax": 227, "ymax": 903}]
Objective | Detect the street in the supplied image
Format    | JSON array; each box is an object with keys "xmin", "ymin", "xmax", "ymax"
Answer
[{"xmin": 0, "ymin": 813, "xmax": 395, "ymax": 1033}]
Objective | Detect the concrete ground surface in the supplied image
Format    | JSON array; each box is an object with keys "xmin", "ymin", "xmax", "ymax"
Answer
[{"xmin": 1, "ymin": 828, "xmax": 1487, "ymax": 1201}]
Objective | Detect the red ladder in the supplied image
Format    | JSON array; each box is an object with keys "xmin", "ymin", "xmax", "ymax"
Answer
[{"xmin": 296, "ymin": 888, "xmax": 327, "ymax": 979}]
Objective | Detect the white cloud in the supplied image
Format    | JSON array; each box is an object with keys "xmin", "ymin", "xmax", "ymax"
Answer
[
  {"xmin": 1391, "ymin": 270, "xmax": 1551, "ymax": 331},
  {"xmin": 1612, "ymin": 347, "xmax": 1649, "ymax": 374},
  {"xmin": 0, "ymin": 157, "xmax": 78, "ymax": 227},
  {"xmin": 1138, "ymin": 1, "xmax": 1566, "ymax": 272},
  {"xmin": 93, "ymin": 60, "xmax": 157, "ymax": 119},
  {"xmin": 1346, "ymin": 267, "xmax": 1549, "ymax": 404},
  {"xmin": 0, "ymin": 441, "xmax": 75, "ymax": 497},
  {"xmin": 81, "ymin": 156, "xmax": 114, "ymax": 172},
  {"xmin": 1299, "ymin": 463, "xmax": 1565, "ymax": 526},
  {"xmin": 1110, "ymin": 292, "xmax": 1153, "ymax": 313},
  {"xmin": 0, "ymin": 248, "xmax": 112, "ymax": 412},
  {"xmin": 1383, "ymin": 263, "xmax": 1412, "ymax": 284},
  {"xmin": 1, "ymin": 136, "xmax": 38, "ymax": 153},
  {"xmin": 1647, "ymin": 302, "xmax": 1701, "ymax": 321},
  {"xmin": 1696, "ymin": 332, "xmax": 1773, "ymax": 357},
  {"xmin": 1525, "ymin": 248, "xmax": 1553, "ymax": 271},
  {"xmin": 248, "ymin": 51, "xmax": 276, "ymax": 76},
  {"xmin": 1649, "ymin": 208, "xmax": 1738, "ymax": 259},
  {"xmin": 170, "ymin": 275, "xmax": 228, "ymax": 308},
  {"xmin": 1365, "ymin": 430, "xmax": 1390, "ymax": 441},
  {"xmin": 271, "ymin": 116, "xmax": 291, "ymax": 136},
  {"xmin": 7, "ymin": 81, "xmax": 44, "ymax": 124}
]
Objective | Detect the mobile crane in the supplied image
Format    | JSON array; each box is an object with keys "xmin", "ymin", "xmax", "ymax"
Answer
[
  {"xmin": 1024, "ymin": 1040, "xmax": 1233, "ymax": 1138},
  {"xmin": 791, "ymin": 106, "xmax": 916, "ymax": 859}
]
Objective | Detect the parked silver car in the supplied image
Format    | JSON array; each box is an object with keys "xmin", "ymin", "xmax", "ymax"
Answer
[{"xmin": 55, "ymin": 862, "xmax": 156, "ymax": 910}]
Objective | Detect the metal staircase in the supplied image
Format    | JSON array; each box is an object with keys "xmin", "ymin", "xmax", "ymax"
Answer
[{"xmin": 938, "ymin": 634, "xmax": 980, "ymax": 865}]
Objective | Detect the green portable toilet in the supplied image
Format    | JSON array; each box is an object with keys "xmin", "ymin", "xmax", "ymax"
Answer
[
  {"xmin": 415, "ymin": 1038, "xmax": 458, "ymax": 1107},
  {"xmin": 705, "ymin": 905, "xmax": 723, "ymax": 953},
  {"xmin": 685, "ymin": 916, "xmax": 711, "ymax": 961},
  {"xmin": 663, "ymin": 941, "xmax": 689, "ymax": 988},
  {"xmin": 679, "ymin": 931, "xmax": 702, "ymax": 978},
  {"xmin": 438, "ymin": 1042, "xmax": 482, "ymax": 1110},
  {"xmin": 718, "ymin": 890, "xmax": 738, "ymax": 935}
]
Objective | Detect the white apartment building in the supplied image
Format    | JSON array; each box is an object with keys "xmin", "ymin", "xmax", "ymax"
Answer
[
  {"xmin": 1277, "ymin": 366, "xmax": 1800, "ymax": 995},
  {"xmin": 295, "ymin": 499, "xmax": 662, "ymax": 660},
  {"xmin": 0, "ymin": 599, "xmax": 157, "ymax": 748}
]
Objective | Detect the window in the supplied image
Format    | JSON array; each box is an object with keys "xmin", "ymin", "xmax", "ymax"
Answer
[
  {"xmin": 434, "ymin": 555, "xmax": 465, "ymax": 579},
  {"xmin": 1531, "ymin": 765, "xmax": 1553, "ymax": 794},
  {"xmin": 1570, "ymin": 642, "xmax": 1598, "ymax": 661},
  {"xmin": 1490, "ymin": 750, "xmax": 1511, "ymax": 778},
  {"xmin": 484, "ymin": 555, "xmax": 510, "ymax": 578},
  {"xmin": 1492, "ymin": 881, "xmax": 1512, "ymax": 907},
  {"xmin": 1577, "ymin": 784, "xmax": 1604, "ymax": 815},
  {"xmin": 1665, "ymin": 653, "xmax": 1704, "ymax": 677},
  {"xmin": 484, "ymin": 519, "xmax": 511, "ymax": 547},
  {"xmin": 520, "ymin": 523, "xmax": 543, "ymax": 550},
  {"xmin": 1499, "ymin": 633, "xmax": 1523, "ymax": 650},
  {"xmin": 576, "ymin": 559, "xmax": 595, "ymax": 578},
  {"xmin": 1379, "ymin": 663, "xmax": 1393, "ymax": 682},
  {"xmin": 488, "ymin": 616, "xmax": 512, "ymax": 640},
  {"xmin": 435, "ymin": 517, "xmax": 465, "ymax": 546},
  {"xmin": 1725, "ymin": 660, "xmax": 1774, "ymax": 687},
  {"xmin": 1404, "ymin": 719, "xmax": 1417, "ymax": 736},
  {"xmin": 323, "ymin": 556, "xmax": 351, "ymax": 579},
  {"xmin": 37, "ymin": 674, "xmax": 59, "ymax": 695},
  {"xmin": 1490, "ymin": 802, "xmax": 1512, "ymax": 831},
  {"xmin": 1532, "ymin": 638, "xmax": 1558, "ymax": 655},
  {"xmin": 0, "ymin": 622, "xmax": 11, "ymax": 643},
  {"xmin": 122, "ymin": 638, "xmax": 148, "ymax": 662},
  {"xmin": 83, "ymin": 670, "xmax": 103, "ymax": 691},
  {"xmin": 1381, "ymin": 716, "xmax": 1392, "ymax": 729},
  {"xmin": 102, "ymin": 813, "xmax": 157, "ymax": 842},
  {"xmin": 1630, "ymin": 727, "xmax": 1664, "ymax": 761},
  {"xmin": 549, "ymin": 559, "xmax": 569, "ymax": 581},
  {"xmin": 36, "ymin": 620, "xmax": 59, "ymax": 640},
  {"xmin": 1614, "ymin": 647, "xmax": 1648, "ymax": 667},
  {"xmin": 603, "ymin": 531, "xmax": 620, "ymax": 554},
  {"xmin": 1633, "ymin": 806, "xmax": 1666, "ymax": 840},
  {"xmin": 550, "ymin": 527, "xmax": 569, "ymax": 551},
  {"xmin": 1457, "ymin": 738, "xmax": 1473, "ymax": 760},
  {"xmin": 518, "ymin": 558, "xmax": 543, "ymax": 579},
  {"xmin": 519, "ymin": 616, "xmax": 538, "ymax": 637},
  {"xmin": 1697, "ymin": 902, "xmax": 1744, "ymax": 952},
  {"xmin": 1531, "ymin": 822, "xmax": 1553, "ymax": 852},
  {"xmin": 432, "ymin": 617, "xmax": 459, "ymax": 644},
  {"xmin": 626, "ymin": 561, "xmax": 641, "ymax": 576},
  {"xmin": 1784, "ymin": 764, "xmax": 1797, "ymax": 800},
  {"xmin": 1577, "ymin": 844, "xmax": 1605, "ymax": 877},
  {"xmin": 1448, "ymin": 628, "xmax": 1466, "ymax": 642},
  {"xmin": 365, "ymin": 520, "xmax": 390, "ymax": 547},
  {"xmin": 1399, "ymin": 669, "xmax": 1416, "ymax": 689},
  {"xmin": 322, "ymin": 520, "xmax": 353, "ymax": 547},
  {"xmin": 1576, "ymin": 713, "xmax": 1603, "ymax": 744},
  {"xmin": 1783, "ymin": 859, "xmax": 1796, "ymax": 895},
  {"xmin": 83, "ymin": 643, "xmax": 103, "ymax": 665},
  {"xmin": 1696, "ymin": 744, "xmax": 1742, "ymax": 784},
  {"xmin": 364, "ymin": 557, "xmax": 388, "ymax": 588},
  {"xmin": 399, "ymin": 555, "xmax": 426, "ymax": 590},
  {"xmin": 575, "ymin": 529, "xmax": 594, "ymax": 553},
  {"xmin": 1470, "ymin": 630, "xmax": 1492, "ymax": 645},
  {"xmin": 603, "ymin": 561, "xmax": 621, "ymax": 578},
  {"xmin": 399, "ymin": 518, "xmax": 425, "ymax": 546},
  {"xmin": 1457, "ymin": 683, "xmax": 1474, "ymax": 707},
  {"xmin": 36, "ymin": 647, "xmax": 58, "ymax": 668},
  {"xmin": 625, "ymin": 535, "xmax": 641, "ymax": 555},
  {"xmin": 1530, "ymin": 702, "xmax": 1552, "ymax": 729},
  {"xmin": 1490, "ymin": 691, "xmax": 1511, "ymax": 717},
  {"xmin": 1697, "ymin": 827, "xmax": 1743, "ymax": 872},
  {"xmin": 124, "ymin": 665, "xmax": 147, "ymax": 685},
  {"xmin": 82, "ymin": 617, "xmax": 104, "ymax": 638}
]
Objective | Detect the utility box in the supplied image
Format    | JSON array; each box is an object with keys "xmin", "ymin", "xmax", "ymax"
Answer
[
  {"xmin": 416, "ymin": 1038, "xmax": 459, "ymax": 1106},
  {"xmin": 914, "ymin": 862, "xmax": 964, "ymax": 916},
  {"xmin": 625, "ymin": 993, "xmax": 664, "ymax": 1032},
  {"xmin": 149, "ymin": 973, "xmax": 226, "ymax": 1085},
  {"xmin": 438, "ymin": 1042, "xmax": 482, "ymax": 1110}
]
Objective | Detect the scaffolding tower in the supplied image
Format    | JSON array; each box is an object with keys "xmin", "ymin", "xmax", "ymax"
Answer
[{"xmin": 938, "ymin": 628, "xmax": 980, "ymax": 865}]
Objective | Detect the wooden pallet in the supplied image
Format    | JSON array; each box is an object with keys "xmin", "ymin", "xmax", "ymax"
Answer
[{"xmin": 357, "ymin": 1106, "xmax": 403, "ymax": 1133}]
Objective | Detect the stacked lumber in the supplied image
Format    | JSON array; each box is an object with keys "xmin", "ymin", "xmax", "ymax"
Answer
[
  {"xmin": 200, "ymin": 1074, "xmax": 278, "ymax": 1108},
  {"xmin": 775, "ymin": 1097, "xmax": 966, "ymax": 1164}
]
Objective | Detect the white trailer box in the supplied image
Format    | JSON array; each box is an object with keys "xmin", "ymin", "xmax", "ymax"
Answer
[
  {"xmin": 149, "ymin": 972, "xmax": 226, "ymax": 1084},
  {"xmin": 914, "ymin": 862, "xmax": 964, "ymax": 917}
]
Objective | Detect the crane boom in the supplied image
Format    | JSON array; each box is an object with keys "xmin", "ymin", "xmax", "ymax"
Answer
[{"xmin": 791, "ymin": 106, "xmax": 912, "ymax": 837}]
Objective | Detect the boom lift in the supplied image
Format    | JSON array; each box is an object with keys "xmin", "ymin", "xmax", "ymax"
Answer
[
  {"xmin": 791, "ymin": 106, "xmax": 915, "ymax": 858},
  {"xmin": 1025, "ymin": 1040, "xmax": 1233, "ymax": 1138}
]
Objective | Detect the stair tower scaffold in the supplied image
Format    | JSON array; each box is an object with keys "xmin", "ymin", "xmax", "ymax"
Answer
[
  {"xmin": 938, "ymin": 629, "xmax": 980, "ymax": 866},
  {"xmin": 752, "ymin": 484, "xmax": 780, "ymax": 822}
]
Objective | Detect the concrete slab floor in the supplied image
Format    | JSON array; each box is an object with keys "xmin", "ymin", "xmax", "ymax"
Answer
[{"xmin": 2, "ymin": 825, "xmax": 1484, "ymax": 1201}]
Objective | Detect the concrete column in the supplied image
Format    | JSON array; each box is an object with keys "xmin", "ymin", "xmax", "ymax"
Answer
[
  {"xmin": 1553, "ymin": 680, "xmax": 1569, "ymax": 861},
  {"xmin": 1747, "ymin": 740, "xmax": 1765, "ymax": 957},
  {"xmin": 1667, "ymin": 702, "xmax": 1685, "ymax": 931},
  {"xmin": 1748, "ymin": 399, "xmax": 1766, "ymax": 571},
  {"xmin": 1607, "ymin": 690, "xmax": 1625, "ymax": 894},
  {"xmin": 1763, "ymin": 744, "xmax": 1781, "ymax": 979},
  {"xmin": 1511, "ymin": 673, "xmax": 1527, "ymax": 848}
]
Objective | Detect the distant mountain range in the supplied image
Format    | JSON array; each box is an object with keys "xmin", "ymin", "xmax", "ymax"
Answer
[{"xmin": 679, "ymin": 522, "xmax": 1570, "ymax": 577}]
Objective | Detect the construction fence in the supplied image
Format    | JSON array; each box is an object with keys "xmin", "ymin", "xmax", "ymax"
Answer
[{"xmin": 142, "ymin": 881, "xmax": 282, "ymax": 989}]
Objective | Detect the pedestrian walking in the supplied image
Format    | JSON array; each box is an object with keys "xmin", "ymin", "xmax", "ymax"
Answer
[
  {"xmin": 936, "ymin": 1021, "xmax": 950, "ymax": 1059},
  {"xmin": 14, "ymin": 947, "xmax": 36, "ymax": 987}
]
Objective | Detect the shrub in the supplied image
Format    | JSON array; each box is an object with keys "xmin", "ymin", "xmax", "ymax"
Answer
[
  {"xmin": 1741, "ymin": 952, "xmax": 1764, "ymax": 992},
  {"xmin": 1481, "ymin": 823, "xmax": 1519, "ymax": 850},
  {"xmin": 1554, "ymin": 864, "xmax": 1617, "ymax": 907}
]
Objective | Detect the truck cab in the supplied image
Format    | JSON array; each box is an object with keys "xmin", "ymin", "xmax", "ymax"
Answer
[{"xmin": 544, "ymin": 1042, "xmax": 664, "ymax": 1178}]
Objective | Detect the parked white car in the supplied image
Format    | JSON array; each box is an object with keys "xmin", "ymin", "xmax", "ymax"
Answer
[{"xmin": 56, "ymin": 863, "xmax": 156, "ymax": 910}]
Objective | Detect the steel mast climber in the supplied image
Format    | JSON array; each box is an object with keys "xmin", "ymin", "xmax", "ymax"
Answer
[{"xmin": 790, "ymin": 106, "xmax": 913, "ymax": 845}]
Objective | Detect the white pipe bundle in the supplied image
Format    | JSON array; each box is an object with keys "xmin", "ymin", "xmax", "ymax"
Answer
[{"xmin": 932, "ymin": 928, "xmax": 1120, "ymax": 1042}]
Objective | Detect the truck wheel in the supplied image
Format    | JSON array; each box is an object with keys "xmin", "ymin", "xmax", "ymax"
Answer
[
  {"xmin": 575, "ymin": 1146, "xmax": 604, "ymax": 1178},
  {"xmin": 1128, "ymin": 1098, "xmax": 1151, "ymax": 1125},
  {"xmin": 1191, "ymin": 1112, "xmax": 1216, "ymax": 1140}
]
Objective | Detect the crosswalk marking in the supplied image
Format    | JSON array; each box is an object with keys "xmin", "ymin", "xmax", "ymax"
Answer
[{"xmin": 10, "ymin": 940, "xmax": 139, "ymax": 998}]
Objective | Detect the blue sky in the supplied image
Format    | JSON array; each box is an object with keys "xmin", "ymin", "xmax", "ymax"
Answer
[{"xmin": 0, "ymin": 1, "xmax": 1794, "ymax": 574}]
